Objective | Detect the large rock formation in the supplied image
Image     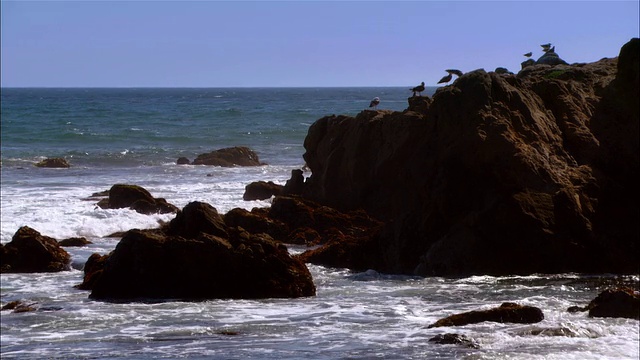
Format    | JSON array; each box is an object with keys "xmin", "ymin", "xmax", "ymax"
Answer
[
  {"xmin": 0, "ymin": 226, "xmax": 71, "ymax": 273},
  {"xmin": 81, "ymin": 201, "xmax": 316, "ymax": 300},
  {"xmin": 299, "ymin": 38, "xmax": 639, "ymax": 276}
]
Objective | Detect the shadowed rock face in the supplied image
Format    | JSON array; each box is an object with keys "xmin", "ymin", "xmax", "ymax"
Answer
[
  {"xmin": 1, "ymin": 226, "xmax": 71, "ymax": 273},
  {"xmin": 300, "ymin": 38, "xmax": 639, "ymax": 276},
  {"xmin": 82, "ymin": 201, "xmax": 316, "ymax": 301}
]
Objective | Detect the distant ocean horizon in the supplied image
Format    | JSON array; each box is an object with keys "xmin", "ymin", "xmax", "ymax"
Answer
[{"xmin": 1, "ymin": 87, "xmax": 638, "ymax": 359}]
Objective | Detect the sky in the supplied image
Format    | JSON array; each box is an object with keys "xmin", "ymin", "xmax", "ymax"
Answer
[{"xmin": 1, "ymin": 1, "xmax": 638, "ymax": 87}]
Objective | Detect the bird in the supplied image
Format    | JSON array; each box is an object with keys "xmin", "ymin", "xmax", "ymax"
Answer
[
  {"xmin": 548, "ymin": 46, "xmax": 555, "ymax": 53},
  {"xmin": 369, "ymin": 97, "xmax": 380, "ymax": 109},
  {"xmin": 437, "ymin": 73, "xmax": 453, "ymax": 85},
  {"xmin": 445, "ymin": 69, "xmax": 464, "ymax": 77},
  {"xmin": 524, "ymin": 52, "xmax": 532, "ymax": 58},
  {"xmin": 541, "ymin": 43, "xmax": 552, "ymax": 52},
  {"xmin": 411, "ymin": 82, "xmax": 425, "ymax": 97}
]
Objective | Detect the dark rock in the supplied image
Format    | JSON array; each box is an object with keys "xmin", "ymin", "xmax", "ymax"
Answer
[
  {"xmin": 167, "ymin": 201, "xmax": 229, "ymax": 239},
  {"xmin": 568, "ymin": 287, "xmax": 640, "ymax": 319},
  {"xmin": 97, "ymin": 184, "xmax": 179, "ymax": 215},
  {"xmin": 243, "ymin": 181, "xmax": 283, "ymax": 201},
  {"xmin": 85, "ymin": 227, "xmax": 315, "ymax": 300},
  {"xmin": 192, "ymin": 146, "xmax": 265, "ymax": 166},
  {"xmin": 286, "ymin": 227, "xmax": 321, "ymax": 245},
  {"xmin": 298, "ymin": 39, "xmax": 639, "ymax": 276},
  {"xmin": 495, "ymin": 67, "xmax": 512, "ymax": 74},
  {"xmin": 406, "ymin": 96, "xmax": 431, "ymax": 115},
  {"xmin": 77, "ymin": 253, "xmax": 110, "ymax": 290},
  {"xmin": 34, "ymin": 157, "xmax": 70, "ymax": 168},
  {"xmin": 428, "ymin": 302, "xmax": 544, "ymax": 328},
  {"xmin": 1, "ymin": 300, "xmax": 38, "ymax": 313},
  {"xmin": 58, "ymin": 237, "xmax": 92, "ymax": 247},
  {"xmin": 283, "ymin": 169, "xmax": 305, "ymax": 195},
  {"xmin": 176, "ymin": 157, "xmax": 190, "ymax": 165},
  {"xmin": 428, "ymin": 333, "xmax": 480, "ymax": 349},
  {"xmin": 0, "ymin": 226, "xmax": 71, "ymax": 273},
  {"xmin": 224, "ymin": 207, "xmax": 289, "ymax": 241},
  {"xmin": 521, "ymin": 58, "xmax": 536, "ymax": 69},
  {"xmin": 536, "ymin": 50, "xmax": 568, "ymax": 66}
]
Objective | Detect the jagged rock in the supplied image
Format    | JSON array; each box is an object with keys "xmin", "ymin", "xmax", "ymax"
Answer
[
  {"xmin": 192, "ymin": 146, "xmax": 265, "ymax": 166},
  {"xmin": 521, "ymin": 58, "xmax": 536, "ymax": 69},
  {"xmin": 428, "ymin": 302, "xmax": 544, "ymax": 328},
  {"xmin": 282, "ymin": 169, "xmax": 305, "ymax": 195},
  {"xmin": 167, "ymin": 201, "xmax": 229, "ymax": 239},
  {"xmin": 298, "ymin": 39, "xmax": 639, "ymax": 276},
  {"xmin": 406, "ymin": 96, "xmax": 431, "ymax": 115},
  {"xmin": 96, "ymin": 184, "xmax": 179, "ymax": 215},
  {"xmin": 82, "ymin": 220, "xmax": 315, "ymax": 300},
  {"xmin": 224, "ymin": 207, "xmax": 289, "ymax": 241},
  {"xmin": 428, "ymin": 333, "xmax": 480, "ymax": 349},
  {"xmin": 568, "ymin": 287, "xmax": 640, "ymax": 319},
  {"xmin": 0, "ymin": 226, "xmax": 71, "ymax": 273},
  {"xmin": 76, "ymin": 253, "xmax": 110, "ymax": 290},
  {"xmin": 1, "ymin": 300, "xmax": 38, "ymax": 313},
  {"xmin": 243, "ymin": 180, "xmax": 283, "ymax": 200},
  {"xmin": 34, "ymin": 157, "xmax": 70, "ymax": 168},
  {"xmin": 176, "ymin": 157, "xmax": 190, "ymax": 165},
  {"xmin": 58, "ymin": 237, "xmax": 92, "ymax": 247}
]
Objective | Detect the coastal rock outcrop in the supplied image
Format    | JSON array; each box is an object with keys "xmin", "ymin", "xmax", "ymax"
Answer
[
  {"xmin": 96, "ymin": 184, "xmax": 179, "ymax": 215},
  {"xmin": 298, "ymin": 38, "xmax": 639, "ymax": 276},
  {"xmin": 191, "ymin": 146, "xmax": 265, "ymax": 166},
  {"xmin": 34, "ymin": 157, "xmax": 70, "ymax": 168},
  {"xmin": 243, "ymin": 180, "xmax": 283, "ymax": 200},
  {"xmin": 0, "ymin": 226, "xmax": 71, "ymax": 273},
  {"xmin": 568, "ymin": 287, "xmax": 640, "ymax": 319},
  {"xmin": 81, "ymin": 201, "xmax": 316, "ymax": 300},
  {"xmin": 428, "ymin": 302, "xmax": 544, "ymax": 328}
]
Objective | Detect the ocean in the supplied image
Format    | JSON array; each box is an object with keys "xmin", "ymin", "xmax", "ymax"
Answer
[{"xmin": 1, "ymin": 87, "xmax": 638, "ymax": 359}]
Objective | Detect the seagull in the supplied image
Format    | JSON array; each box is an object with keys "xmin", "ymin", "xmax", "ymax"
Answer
[
  {"xmin": 437, "ymin": 73, "xmax": 453, "ymax": 85},
  {"xmin": 541, "ymin": 43, "xmax": 552, "ymax": 52},
  {"xmin": 411, "ymin": 81, "xmax": 425, "ymax": 96},
  {"xmin": 369, "ymin": 97, "xmax": 380, "ymax": 109},
  {"xmin": 524, "ymin": 52, "xmax": 532, "ymax": 57},
  {"xmin": 446, "ymin": 69, "xmax": 464, "ymax": 77},
  {"xmin": 548, "ymin": 46, "xmax": 555, "ymax": 53}
]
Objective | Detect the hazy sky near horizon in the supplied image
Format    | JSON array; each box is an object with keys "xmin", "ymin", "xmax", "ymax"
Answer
[{"xmin": 1, "ymin": 1, "xmax": 638, "ymax": 87}]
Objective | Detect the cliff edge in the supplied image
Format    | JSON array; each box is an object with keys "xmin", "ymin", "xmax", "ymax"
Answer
[{"xmin": 300, "ymin": 38, "xmax": 639, "ymax": 276}]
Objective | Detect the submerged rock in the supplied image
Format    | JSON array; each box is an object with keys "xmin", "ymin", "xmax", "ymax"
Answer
[
  {"xmin": 0, "ymin": 226, "xmax": 71, "ymax": 273},
  {"xmin": 34, "ymin": 157, "xmax": 70, "ymax": 168},
  {"xmin": 428, "ymin": 302, "xmax": 544, "ymax": 328}
]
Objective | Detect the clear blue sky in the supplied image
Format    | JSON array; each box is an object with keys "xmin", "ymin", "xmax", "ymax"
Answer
[{"xmin": 1, "ymin": 1, "xmax": 638, "ymax": 87}]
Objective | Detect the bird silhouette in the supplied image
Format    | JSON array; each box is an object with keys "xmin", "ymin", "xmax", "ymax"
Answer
[
  {"xmin": 438, "ymin": 73, "xmax": 453, "ymax": 84},
  {"xmin": 541, "ymin": 43, "xmax": 552, "ymax": 52},
  {"xmin": 369, "ymin": 97, "xmax": 380, "ymax": 109},
  {"xmin": 524, "ymin": 52, "xmax": 532, "ymax": 57},
  {"xmin": 411, "ymin": 82, "xmax": 425, "ymax": 97},
  {"xmin": 446, "ymin": 69, "xmax": 463, "ymax": 77}
]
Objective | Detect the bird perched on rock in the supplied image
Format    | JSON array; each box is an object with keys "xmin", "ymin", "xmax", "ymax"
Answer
[
  {"xmin": 541, "ymin": 43, "xmax": 552, "ymax": 52},
  {"xmin": 437, "ymin": 73, "xmax": 452, "ymax": 85},
  {"xmin": 446, "ymin": 69, "xmax": 464, "ymax": 77},
  {"xmin": 524, "ymin": 52, "xmax": 532, "ymax": 57},
  {"xmin": 548, "ymin": 46, "xmax": 555, "ymax": 53},
  {"xmin": 369, "ymin": 97, "xmax": 380, "ymax": 109},
  {"xmin": 411, "ymin": 82, "xmax": 425, "ymax": 97}
]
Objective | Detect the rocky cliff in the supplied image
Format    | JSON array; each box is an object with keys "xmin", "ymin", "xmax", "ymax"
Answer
[{"xmin": 300, "ymin": 38, "xmax": 639, "ymax": 276}]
